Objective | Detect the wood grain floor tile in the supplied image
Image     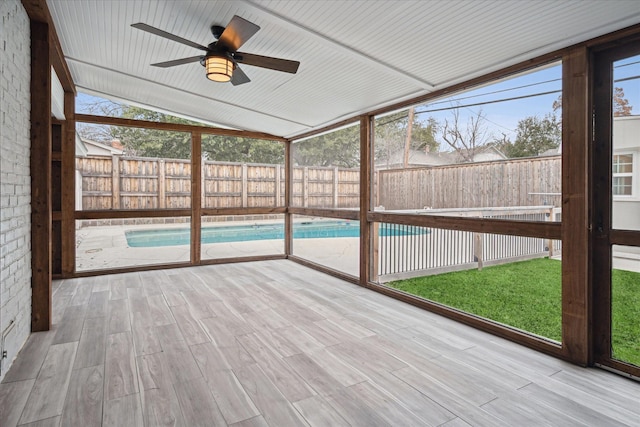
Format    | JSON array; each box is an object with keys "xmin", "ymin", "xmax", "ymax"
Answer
[
  {"xmin": 102, "ymin": 393, "xmax": 143, "ymax": 427},
  {"xmin": 147, "ymin": 294, "xmax": 175, "ymax": 327},
  {"xmin": 51, "ymin": 305, "xmax": 86, "ymax": 345},
  {"xmin": 204, "ymin": 369, "xmax": 259, "ymax": 424},
  {"xmin": 228, "ymin": 415, "xmax": 269, "ymax": 427},
  {"xmin": 1, "ymin": 332, "xmax": 55, "ymax": 383},
  {"xmin": 173, "ymin": 377, "xmax": 227, "ymax": 427},
  {"xmin": 293, "ymin": 394, "xmax": 350, "ymax": 427},
  {"xmin": 86, "ymin": 290, "xmax": 109, "ymax": 319},
  {"xmin": 170, "ymin": 304, "xmax": 209, "ymax": 346},
  {"xmin": 19, "ymin": 342, "xmax": 77, "ymax": 425},
  {"xmin": 392, "ymin": 367, "xmax": 510, "ymax": 427},
  {"xmin": 74, "ymin": 317, "xmax": 107, "ymax": 369},
  {"xmin": 130, "ymin": 309, "xmax": 162, "ymax": 356},
  {"xmin": 61, "ymin": 366, "xmax": 103, "ymax": 427},
  {"xmin": 141, "ymin": 386, "xmax": 186, "ymax": 427},
  {"xmin": 17, "ymin": 415, "xmax": 61, "ymax": 427},
  {"xmin": 283, "ymin": 353, "xmax": 343, "ymax": 396},
  {"xmin": 104, "ymin": 332, "xmax": 138, "ymax": 400},
  {"xmin": 236, "ymin": 333, "xmax": 315, "ymax": 403},
  {"xmin": 349, "ymin": 380, "xmax": 432, "ymax": 426},
  {"xmin": 191, "ymin": 342, "xmax": 233, "ymax": 375},
  {"xmin": 366, "ymin": 370, "xmax": 456, "ymax": 426},
  {"xmin": 306, "ymin": 347, "xmax": 368, "ymax": 387},
  {"xmin": 0, "ymin": 379, "xmax": 35, "ymax": 427},
  {"xmin": 107, "ymin": 299, "xmax": 130, "ymax": 334},
  {"xmin": 322, "ymin": 387, "xmax": 389, "ymax": 427},
  {"xmin": 234, "ymin": 364, "xmax": 309, "ymax": 426}
]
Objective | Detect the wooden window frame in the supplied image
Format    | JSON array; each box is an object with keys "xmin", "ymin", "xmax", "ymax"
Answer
[{"xmin": 612, "ymin": 152, "xmax": 636, "ymax": 198}]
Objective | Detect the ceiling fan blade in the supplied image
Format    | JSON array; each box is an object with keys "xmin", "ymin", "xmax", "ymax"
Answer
[
  {"xmin": 151, "ymin": 56, "xmax": 203, "ymax": 68},
  {"xmin": 217, "ymin": 15, "xmax": 260, "ymax": 51},
  {"xmin": 131, "ymin": 23, "xmax": 208, "ymax": 51},
  {"xmin": 231, "ymin": 65, "xmax": 251, "ymax": 86},
  {"xmin": 234, "ymin": 52, "xmax": 300, "ymax": 74}
]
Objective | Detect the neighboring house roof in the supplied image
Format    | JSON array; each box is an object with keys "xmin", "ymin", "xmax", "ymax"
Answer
[
  {"xmin": 80, "ymin": 138, "xmax": 124, "ymax": 157},
  {"xmin": 540, "ymin": 146, "xmax": 562, "ymax": 157},
  {"xmin": 377, "ymin": 145, "xmax": 507, "ymax": 169},
  {"xmin": 75, "ymin": 134, "xmax": 88, "ymax": 157}
]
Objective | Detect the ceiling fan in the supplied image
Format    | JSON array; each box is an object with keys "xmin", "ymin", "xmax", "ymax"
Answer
[{"xmin": 131, "ymin": 15, "xmax": 300, "ymax": 85}]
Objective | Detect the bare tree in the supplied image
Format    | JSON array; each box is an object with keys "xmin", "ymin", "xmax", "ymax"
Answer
[
  {"xmin": 75, "ymin": 98, "xmax": 123, "ymax": 143},
  {"xmin": 440, "ymin": 108, "xmax": 490, "ymax": 163}
]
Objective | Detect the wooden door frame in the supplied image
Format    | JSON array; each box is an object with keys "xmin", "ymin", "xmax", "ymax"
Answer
[{"xmin": 592, "ymin": 39, "xmax": 640, "ymax": 378}]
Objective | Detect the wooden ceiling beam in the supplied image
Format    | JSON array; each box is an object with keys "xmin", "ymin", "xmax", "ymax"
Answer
[
  {"xmin": 75, "ymin": 114, "xmax": 287, "ymax": 142},
  {"xmin": 22, "ymin": 0, "xmax": 75, "ymax": 94}
]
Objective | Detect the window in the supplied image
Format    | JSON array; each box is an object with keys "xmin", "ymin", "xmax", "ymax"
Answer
[{"xmin": 613, "ymin": 153, "xmax": 634, "ymax": 196}]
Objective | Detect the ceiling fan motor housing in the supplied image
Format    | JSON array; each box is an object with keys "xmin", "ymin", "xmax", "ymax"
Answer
[{"xmin": 210, "ymin": 25, "xmax": 225, "ymax": 40}]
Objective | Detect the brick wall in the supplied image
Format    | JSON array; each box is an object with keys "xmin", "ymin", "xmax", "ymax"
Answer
[{"xmin": 0, "ymin": 0, "xmax": 32, "ymax": 381}]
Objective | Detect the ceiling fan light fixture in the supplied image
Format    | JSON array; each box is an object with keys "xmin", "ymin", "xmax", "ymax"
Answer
[{"xmin": 205, "ymin": 55, "xmax": 234, "ymax": 82}]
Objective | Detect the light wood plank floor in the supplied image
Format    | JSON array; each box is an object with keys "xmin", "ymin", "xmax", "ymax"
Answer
[{"xmin": 2, "ymin": 260, "xmax": 639, "ymax": 426}]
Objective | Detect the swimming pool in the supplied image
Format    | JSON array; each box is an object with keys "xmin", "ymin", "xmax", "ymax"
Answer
[{"xmin": 125, "ymin": 220, "xmax": 428, "ymax": 247}]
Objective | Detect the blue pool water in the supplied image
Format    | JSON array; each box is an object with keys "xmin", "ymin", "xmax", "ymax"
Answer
[{"xmin": 125, "ymin": 220, "xmax": 428, "ymax": 247}]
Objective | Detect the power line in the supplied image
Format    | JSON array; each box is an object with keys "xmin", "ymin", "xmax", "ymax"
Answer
[
  {"xmin": 425, "ymin": 78, "xmax": 561, "ymax": 107},
  {"xmin": 414, "ymin": 90, "xmax": 561, "ymax": 115},
  {"xmin": 377, "ymin": 73, "xmax": 640, "ymax": 128}
]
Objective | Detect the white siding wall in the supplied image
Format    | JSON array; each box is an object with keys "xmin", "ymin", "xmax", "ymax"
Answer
[
  {"xmin": 612, "ymin": 116, "xmax": 640, "ymax": 231},
  {"xmin": 0, "ymin": 0, "xmax": 32, "ymax": 381}
]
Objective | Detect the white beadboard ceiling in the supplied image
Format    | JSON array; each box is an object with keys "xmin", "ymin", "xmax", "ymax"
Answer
[{"xmin": 48, "ymin": 0, "xmax": 640, "ymax": 139}]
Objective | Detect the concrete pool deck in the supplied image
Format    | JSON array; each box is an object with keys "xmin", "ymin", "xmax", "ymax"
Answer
[{"xmin": 75, "ymin": 222, "xmax": 360, "ymax": 276}]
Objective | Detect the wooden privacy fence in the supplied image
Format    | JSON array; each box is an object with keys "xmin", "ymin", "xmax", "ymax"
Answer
[
  {"xmin": 78, "ymin": 154, "xmax": 561, "ymax": 211},
  {"xmin": 76, "ymin": 155, "xmax": 361, "ymax": 210},
  {"xmin": 377, "ymin": 155, "xmax": 562, "ymax": 210}
]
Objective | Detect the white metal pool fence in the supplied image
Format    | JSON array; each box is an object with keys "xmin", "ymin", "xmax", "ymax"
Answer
[{"xmin": 377, "ymin": 206, "xmax": 562, "ymax": 281}]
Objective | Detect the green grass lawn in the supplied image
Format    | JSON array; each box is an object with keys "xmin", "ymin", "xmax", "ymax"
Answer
[
  {"xmin": 612, "ymin": 268, "xmax": 640, "ymax": 365},
  {"xmin": 388, "ymin": 257, "xmax": 640, "ymax": 367}
]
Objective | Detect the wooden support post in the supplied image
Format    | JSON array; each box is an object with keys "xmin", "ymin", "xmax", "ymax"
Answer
[
  {"xmin": 111, "ymin": 155, "xmax": 120, "ymax": 209},
  {"xmin": 561, "ymin": 46, "xmax": 591, "ymax": 365},
  {"xmin": 275, "ymin": 164, "xmax": 282, "ymax": 206},
  {"xmin": 61, "ymin": 91, "xmax": 76, "ymax": 276},
  {"xmin": 30, "ymin": 20, "xmax": 52, "ymax": 332},
  {"xmin": 191, "ymin": 133, "xmax": 202, "ymax": 264},
  {"xmin": 360, "ymin": 116, "xmax": 372, "ymax": 286},
  {"xmin": 333, "ymin": 167, "xmax": 339, "ymax": 208},
  {"xmin": 303, "ymin": 167, "xmax": 309, "ymax": 207},
  {"xmin": 242, "ymin": 163, "xmax": 248, "ymax": 208},
  {"xmin": 285, "ymin": 142, "xmax": 293, "ymax": 256},
  {"xmin": 158, "ymin": 159, "xmax": 166, "ymax": 209}
]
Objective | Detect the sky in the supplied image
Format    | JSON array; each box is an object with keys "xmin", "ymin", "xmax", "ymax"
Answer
[{"xmin": 77, "ymin": 55, "xmax": 640, "ymax": 144}]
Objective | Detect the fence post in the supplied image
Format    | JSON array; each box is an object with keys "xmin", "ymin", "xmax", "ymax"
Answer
[
  {"xmin": 333, "ymin": 167, "xmax": 339, "ymax": 208},
  {"xmin": 303, "ymin": 167, "xmax": 309, "ymax": 207},
  {"xmin": 546, "ymin": 206, "xmax": 554, "ymax": 257},
  {"xmin": 275, "ymin": 164, "xmax": 281, "ymax": 206},
  {"xmin": 371, "ymin": 221, "xmax": 379, "ymax": 282},
  {"xmin": 374, "ymin": 170, "xmax": 379, "ymax": 207},
  {"xmin": 201, "ymin": 158, "xmax": 206, "ymax": 209},
  {"xmin": 474, "ymin": 232, "xmax": 484, "ymax": 270},
  {"xmin": 158, "ymin": 159, "xmax": 165, "ymax": 209},
  {"xmin": 111, "ymin": 155, "xmax": 120, "ymax": 209},
  {"xmin": 242, "ymin": 163, "xmax": 248, "ymax": 207}
]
